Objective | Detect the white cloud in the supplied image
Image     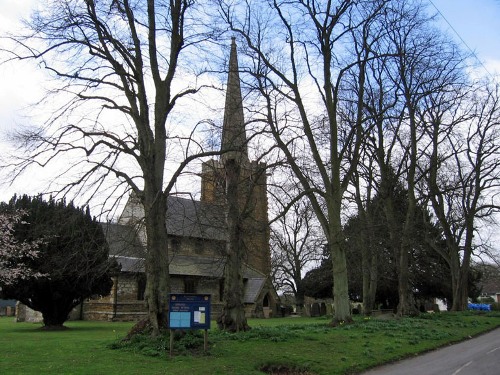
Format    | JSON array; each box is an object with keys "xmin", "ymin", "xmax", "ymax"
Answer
[{"xmin": 484, "ymin": 59, "xmax": 500, "ymax": 81}]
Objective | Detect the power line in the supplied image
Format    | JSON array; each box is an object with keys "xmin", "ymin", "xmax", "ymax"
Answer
[{"xmin": 428, "ymin": 0, "xmax": 496, "ymax": 79}]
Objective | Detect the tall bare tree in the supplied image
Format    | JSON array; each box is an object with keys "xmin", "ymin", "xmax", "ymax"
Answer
[
  {"xmin": 218, "ymin": 0, "xmax": 389, "ymax": 325},
  {"xmin": 2, "ymin": 0, "xmax": 219, "ymax": 335},
  {"xmin": 358, "ymin": 0, "xmax": 467, "ymax": 315},
  {"xmin": 271, "ymin": 199, "xmax": 324, "ymax": 315},
  {"xmin": 424, "ymin": 80, "xmax": 500, "ymax": 310},
  {"xmin": 350, "ymin": 160, "xmax": 379, "ymax": 315}
]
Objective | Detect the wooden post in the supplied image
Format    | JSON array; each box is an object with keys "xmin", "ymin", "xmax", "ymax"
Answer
[
  {"xmin": 204, "ymin": 329, "xmax": 208, "ymax": 352},
  {"xmin": 169, "ymin": 329, "xmax": 174, "ymax": 357}
]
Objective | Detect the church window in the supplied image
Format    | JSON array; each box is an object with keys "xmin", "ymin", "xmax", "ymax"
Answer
[
  {"xmin": 184, "ymin": 278, "xmax": 197, "ymax": 294},
  {"xmin": 194, "ymin": 238, "xmax": 204, "ymax": 254},
  {"xmin": 136, "ymin": 273, "xmax": 146, "ymax": 300},
  {"xmin": 219, "ymin": 279, "xmax": 224, "ymax": 302},
  {"xmin": 171, "ymin": 237, "xmax": 181, "ymax": 254},
  {"xmin": 214, "ymin": 174, "xmax": 226, "ymax": 200},
  {"xmin": 263, "ymin": 293, "xmax": 270, "ymax": 307}
]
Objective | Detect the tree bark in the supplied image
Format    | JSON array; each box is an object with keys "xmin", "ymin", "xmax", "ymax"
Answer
[
  {"xmin": 328, "ymin": 198, "xmax": 352, "ymax": 325},
  {"xmin": 361, "ymin": 226, "xmax": 378, "ymax": 315},
  {"xmin": 217, "ymin": 159, "xmax": 250, "ymax": 332},
  {"xmin": 142, "ymin": 187, "xmax": 170, "ymax": 336}
]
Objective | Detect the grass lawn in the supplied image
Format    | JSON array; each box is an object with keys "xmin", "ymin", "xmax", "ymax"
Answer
[{"xmin": 1, "ymin": 312, "xmax": 499, "ymax": 374}]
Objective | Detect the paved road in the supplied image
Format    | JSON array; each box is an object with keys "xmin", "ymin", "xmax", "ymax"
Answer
[{"xmin": 361, "ymin": 328, "xmax": 500, "ymax": 375}]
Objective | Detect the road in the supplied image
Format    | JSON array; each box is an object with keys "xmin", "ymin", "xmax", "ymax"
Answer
[{"xmin": 361, "ymin": 328, "xmax": 500, "ymax": 375}]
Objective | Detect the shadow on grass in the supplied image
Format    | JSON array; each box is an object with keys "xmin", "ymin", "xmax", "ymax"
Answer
[
  {"xmin": 259, "ymin": 362, "xmax": 316, "ymax": 375},
  {"xmin": 1, "ymin": 321, "xmax": 126, "ymax": 334}
]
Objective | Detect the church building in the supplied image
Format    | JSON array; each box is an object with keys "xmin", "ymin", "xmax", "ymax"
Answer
[{"xmin": 83, "ymin": 39, "xmax": 278, "ymax": 321}]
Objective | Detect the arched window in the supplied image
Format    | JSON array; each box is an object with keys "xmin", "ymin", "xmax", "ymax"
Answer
[
  {"xmin": 136, "ymin": 273, "xmax": 146, "ymax": 300},
  {"xmin": 263, "ymin": 293, "xmax": 270, "ymax": 307}
]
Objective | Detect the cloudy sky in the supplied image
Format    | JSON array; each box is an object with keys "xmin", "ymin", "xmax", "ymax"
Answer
[
  {"xmin": 0, "ymin": 0, "xmax": 499, "ymax": 210},
  {"xmin": 432, "ymin": 0, "xmax": 500, "ymax": 73}
]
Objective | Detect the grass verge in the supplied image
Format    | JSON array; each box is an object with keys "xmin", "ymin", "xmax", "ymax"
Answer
[{"xmin": 0, "ymin": 311, "xmax": 499, "ymax": 374}]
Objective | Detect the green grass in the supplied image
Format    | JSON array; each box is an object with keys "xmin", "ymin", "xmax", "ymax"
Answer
[{"xmin": 1, "ymin": 312, "xmax": 499, "ymax": 374}]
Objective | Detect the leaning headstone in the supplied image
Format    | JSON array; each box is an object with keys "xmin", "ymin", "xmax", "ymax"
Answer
[
  {"xmin": 320, "ymin": 302, "xmax": 327, "ymax": 316},
  {"xmin": 326, "ymin": 303, "xmax": 333, "ymax": 316},
  {"xmin": 16, "ymin": 303, "xmax": 43, "ymax": 323},
  {"xmin": 304, "ymin": 303, "xmax": 311, "ymax": 317}
]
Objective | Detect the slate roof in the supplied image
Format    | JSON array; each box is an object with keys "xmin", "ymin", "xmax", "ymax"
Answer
[
  {"xmin": 104, "ymin": 198, "xmax": 268, "ymax": 304},
  {"xmin": 166, "ymin": 196, "xmax": 226, "ymax": 241},
  {"xmin": 112, "ymin": 256, "xmax": 144, "ymax": 274},
  {"xmin": 0, "ymin": 299, "xmax": 16, "ymax": 308},
  {"xmin": 113, "ymin": 254, "xmax": 264, "ymax": 279},
  {"xmin": 103, "ymin": 195, "xmax": 226, "ymax": 257},
  {"xmin": 101, "ymin": 223, "xmax": 145, "ymax": 258},
  {"xmin": 243, "ymin": 278, "xmax": 266, "ymax": 304}
]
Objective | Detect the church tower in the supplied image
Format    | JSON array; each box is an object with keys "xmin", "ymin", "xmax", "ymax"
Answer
[{"xmin": 201, "ymin": 38, "xmax": 270, "ymax": 276}]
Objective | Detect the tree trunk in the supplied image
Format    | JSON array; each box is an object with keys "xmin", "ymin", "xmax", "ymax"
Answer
[
  {"xmin": 38, "ymin": 295, "xmax": 76, "ymax": 329},
  {"xmin": 452, "ymin": 224, "xmax": 474, "ymax": 311},
  {"xmin": 452, "ymin": 250, "xmax": 470, "ymax": 311},
  {"xmin": 397, "ymin": 223, "xmax": 415, "ymax": 316},
  {"xmin": 448, "ymin": 246, "xmax": 461, "ymax": 310},
  {"xmin": 397, "ymin": 78, "xmax": 419, "ymax": 316},
  {"xmin": 452, "ymin": 271, "xmax": 469, "ymax": 311},
  {"xmin": 143, "ymin": 188, "xmax": 170, "ymax": 336},
  {"xmin": 397, "ymin": 155, "xmax": 418, "ymax": 316},
  {"xmin": 369, "ymin": 253, "xmax": 378, "ymax": 313},
  {"xmin": 217, "ymin": 159, "xmax": 249, "ymax": 332},
  {"xmin": 359, "ymin": 202, "xmax": 377, "ymax": 316},
  {"xmin": 380, "ymin": 174, "xmax": 400, "ymax": 311},
  {"xmin": 330, "ymin": 242, "xmax": 351, "ymax": 324},
  {"xmin": 295, "ymin": 285, "xmax": 305, "ymax": 316},
  {"xmin": 362, "ymin": 244, "xmax": 378, "ymax": 316},
  {"xmin": 329, "ymin": 202, "xmax": 352, "ymax": 325}
]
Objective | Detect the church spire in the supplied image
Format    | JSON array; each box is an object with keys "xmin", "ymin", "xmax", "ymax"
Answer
[{"xmin": 221, "ymin": 37, "xmax": 248, "ymax": 163}]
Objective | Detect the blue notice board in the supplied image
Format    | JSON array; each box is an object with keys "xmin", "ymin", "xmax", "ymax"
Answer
[{"xmin": 168, "ymin": 294, "xmax": 211, "ymax": 330}]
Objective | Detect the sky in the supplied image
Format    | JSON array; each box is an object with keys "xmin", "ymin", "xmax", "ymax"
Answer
[
  {"xmin": 431, "ymin": 0, "xmax": 500, "ymax": 75},
  {"xmin": 1, "ymin": 0, "xmax": 498, "ymax": 141},
  {"xmin": 0, "ymin": 0, "xmax": 499, "ymax": 235}
]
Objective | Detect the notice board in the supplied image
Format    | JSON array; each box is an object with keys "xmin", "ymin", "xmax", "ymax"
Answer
[{"xmin": 168, "ymin": 293, "xmax": 211, "ymax": 330}]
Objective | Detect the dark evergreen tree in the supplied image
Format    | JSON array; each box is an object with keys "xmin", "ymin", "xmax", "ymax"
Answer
[
  {"xmin": 302, "ymin": 185, "xmax": 453, "ymax": 311},
  {"xmin": 343, "ymin": 184, "xmax": 452, "ymax": 310},
  {"xmin": 301, "ymin": 260, "xmax": 333, "ymax": 300},
  {"xmin": 0, "ymin": 195, "xmax": 114, "ymax": 329}
]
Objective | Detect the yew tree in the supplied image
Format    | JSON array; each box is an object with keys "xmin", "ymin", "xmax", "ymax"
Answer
[{"xmin": 0, "ymin": 195, "xmax": 114, "ymax": 329}]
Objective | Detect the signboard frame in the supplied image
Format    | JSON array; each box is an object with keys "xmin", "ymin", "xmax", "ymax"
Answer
[
  {"xmin": 168, "ymin": 293, "xmax": 211, "ymax": 355},
  {"xmin": 168, "ymin": 293, "xmax": 211, "ymax": 330}
]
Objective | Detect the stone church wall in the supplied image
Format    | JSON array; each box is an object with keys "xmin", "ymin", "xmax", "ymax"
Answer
[{"xmin": 82, "ymin": 274, "xmax": 224, "ymax": 321}]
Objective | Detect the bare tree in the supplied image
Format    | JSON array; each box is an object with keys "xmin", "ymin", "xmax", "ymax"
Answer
[
  {"xmin": 358, "ymin": 0, "xmax": 468, "ymax": 315},
  {"xmin": 218, "ymin": 0, "xmax": 389, "ymax": 325},
  {"xmin": 350, "ymin": 159, "xmax": 380, "ymax": 315},
  {"xmin": 1, "ymin": 0, "xmax": 220, "ymax": 335},
  {"xmin": 271, "ymin": 199, "xmax": 324, "ymax": 315},
  {"xmin": 424, "ymin": 80, "xmax": 500, "ymax": 310}
]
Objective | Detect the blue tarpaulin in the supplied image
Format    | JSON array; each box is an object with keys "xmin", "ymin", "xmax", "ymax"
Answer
[{"xmin": 468, "ymin": 303, "xmax": 491, "ymax": 311}]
